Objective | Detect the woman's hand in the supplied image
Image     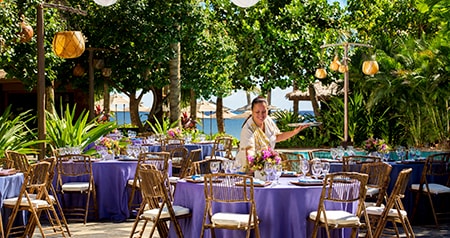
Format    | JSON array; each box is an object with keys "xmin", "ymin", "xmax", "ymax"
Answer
[{"xmin": 294, "ymin": 124, "xmax": 310, "ymax": 133}]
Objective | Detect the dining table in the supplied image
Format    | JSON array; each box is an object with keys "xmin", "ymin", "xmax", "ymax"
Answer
[
  {"xmin": 0, "ymin": 172, "xmax": 25, "ymax": 231},
  {"xmin": 170, "ymin": 176, "xmax": 355, "ymax": 238},
  {"xmin": 148, "ymin": 142, "xmax": 216, "ymax": 160}
]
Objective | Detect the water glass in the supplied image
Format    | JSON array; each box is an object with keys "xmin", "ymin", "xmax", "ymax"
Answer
[
  {"xmin": 264, "ymin": 163, "xmax": 274, "ymax": 181},
  {"xmin": 321, "ymin": 161, "xmax": 330, "ymax": 176},
  {"xmin": 311, "ymin": 159, "xmax": 323, "ymax": 179},
  {"xmin": 300, "ymin": 159, "xmax": 309, "ymax": 179},
  {"xmin": 396, "ymin": 146, "xmax": 406, "ymax": 161},
  {"xmin": 209, "ymin": 161, "xmax": 220, "ymax": 174},
  {"xmin": 275, "ymin": 164, "xmax": 283, "ymax": 184}
]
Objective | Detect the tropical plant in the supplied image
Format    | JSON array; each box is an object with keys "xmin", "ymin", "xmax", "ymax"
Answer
[
  {"xmin": 146, "ymin": 116, "xmax": 179, "ymax": 136},
  {"xmin": 0, "ymin": 106, "xmax": 42, "ymax": 158},
  {"xmin": 45, "ymin": 104, "xmax": 117, "ymax": 151}
]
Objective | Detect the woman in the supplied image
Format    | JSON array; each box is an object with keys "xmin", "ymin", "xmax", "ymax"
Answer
[{"xmin": 235, "ymin": 96, "xmax": 310, "ymax": 171}]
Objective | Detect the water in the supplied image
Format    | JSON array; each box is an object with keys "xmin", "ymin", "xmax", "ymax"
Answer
[{"xmin": 114, "ymin": 111, "xmax": 314, "ymax": 139}]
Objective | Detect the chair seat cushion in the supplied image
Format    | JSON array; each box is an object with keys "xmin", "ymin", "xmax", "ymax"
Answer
[
  {"xmin": 141, "ymin": 205, "xmax": 190, "ymax": 219},
  {"xmin": 127, "ymin": 179, "xmax": 141, "ymax": 187},
  {"xmin": 309, "ymin": 210, "xmax": 361, "ymax": 226},
  {"xmin": 4, "ymin": 196, "xmax": 51, "ymax": 208},
  {"xmin": 211, "ymin": 212, "xmax": 255, "ymax": 228},
  {"xmin": 62, "ymin": 182, "xmax": 90, "ymax": 192},
  {"xmin": 366, "ymin": 187, "xmax": 380, "ymax": 197},
  {"xmin": 366, "ymin": 206, "xmax": 408, "ymax": 218},
  {"xmin": 411, "ymin": 183, "xmax": 450, "ymax": 194},
  {"xmin": 28, "ymin": 193, "xmax": 56, "ymax": 202}
]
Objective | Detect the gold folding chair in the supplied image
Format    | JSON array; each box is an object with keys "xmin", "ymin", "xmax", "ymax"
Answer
[
  {"xmin": 4, "ymin": 161, "xmax": 67, "ymax": 237},
  {"xmin": 128, "ymin": 151, "xmax": 170, "ymax": 213},
  {"xmin": 411, "ymin": 152, "xmax": 450, "ymax": 227},
  {"xmin": 309, "ymin": 172, "xmax": 372, "ymax": 238},
  {"xmin": 201, "ymin": 173, "xmax": 260, "ymax": 238},
  {"xmin": 191, "ymin": 158, "xmax": 225, "ymax": 175},
  {"xmin": 308, "ymin": 149, "xmax": 332, "ymax": 160},
  {"xmin": 366, "ymin": 168, "xmax": 414, "ymax": 238},
  {"xmin": 204, "ymin": 136, "xmax": 234, "ymax": 160},
  {"xmin": 56, "ymin": 154, "xmax": 98, "ymax": 224},
  {"xmin": 4, "ymin": 150, "xmax": 30, "ymax": 172},
  {"xmin": 361, "ymin": 161, "xmax": 392, "ymax": 206},
  {"xmin": 342, "ymin": 155, "xmax": 381, "ymax": 172},
  {"xmin": 129, "ymin": 164, "xmax": 190, "ymax": 238},
  {"xmin": 279, "ymin": 152, "xmax": 305, "ymax": 172},
  {"xmin": 169, "ymin": 146, "xmax": 189, "ymax": 177}
]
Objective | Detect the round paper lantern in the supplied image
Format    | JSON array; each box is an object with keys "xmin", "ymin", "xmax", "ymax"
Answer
[
  {"xmin": 329, "ymin": 55, "xmax": 340, "ymax": 71},
  {"xmin": 73, "ymin": 63, "xmax": 85, "ymax": 77},
  {"xmin": 94, "ymin": 0, "xmax": 117, "ymax": 6},
  {"xmin": 52, "ymin": 31, "xmax": 85, "ymax": 59},
  {"xmin": 362, "ymin": 60, "xmax": 379, "ymax": 75},
  {"xmin": 314, "ymin": 68, "xmax": 327, "ymax": 79},
  {"xmin": 338, "ymin": 64, "xmax": 348, "ymax": 73},
  {"xmin": 18, "ymin": 21, "xmax": 34, "ymax": 43},
  {"xmin": 231, "ymin": 0, "xmax": 260, "ymax": 8}
]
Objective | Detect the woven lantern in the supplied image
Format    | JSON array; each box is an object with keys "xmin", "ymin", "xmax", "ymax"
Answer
[
  {"xmin": 362, "ymin": 60, "xmax": 379, "ymax": 75},
  {"xmin": 329, "ymin": 55, "xmax": 340, "ymax": 71},
  {"xmin": 314, "ymin": 68, "xmax": 327, "ymax": 79},
  {"xmin": 73, "ymin": 63, "xmax": 85, "ymax": 77},
  {"xmin": 52, "ymin": 31, "xmax": 85, "ymax": 59}
]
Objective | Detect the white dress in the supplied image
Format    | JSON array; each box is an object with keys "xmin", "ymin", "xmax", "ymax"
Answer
[{"xmin": 235, "ymin": 117, "xmax": 280, "ymax": 171}]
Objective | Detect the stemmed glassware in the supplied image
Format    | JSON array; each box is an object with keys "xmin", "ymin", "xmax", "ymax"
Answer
[
  {"xmin": 396, "ymin": 146, "xmax": 406, "ymax": 161},
  {"xmin": 409, "ymin": 147, "xmax": 416, "ymax": 160},
  {"xmin": 274, "ymin": 164, "xmax": 283, "ymax": 185},
  {"xmin": 311, "ymin": 159, "xmax": 323, "ymax": 179},
  {"xmin": 264, "ymin": 163, "xmax": 274, "ymax": 182},
  {"xmin": 300, "ymin": 159, "xmax": 309, "ymax": 179},
  {"xmin": 321, "ymin": 161, "xmax": 330, "ymax": 177},
  {"xmin": 209, "ymin": 161, "xmax": 220, "ymax": 174}
]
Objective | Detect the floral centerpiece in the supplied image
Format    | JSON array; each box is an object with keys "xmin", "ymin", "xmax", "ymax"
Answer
[
  {"xmin": 247, "ymin": 147, "xmax": 281, "ymax": 179},
  {"xmin": 167, "ymin": 127, "xmax": 182, "ymax": 139},
  {"xmin": 365, "ymin": 137, "xmax": 391, "ymax": 160}
]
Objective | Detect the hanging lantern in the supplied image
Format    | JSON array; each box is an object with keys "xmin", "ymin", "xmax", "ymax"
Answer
[
  {"xmin": 18, "ymin": 15, "xmax": 33, "ymax": 43},
  {"xmin": 94, "ymin": 59, "xmax": 105, "ymax": 70},
  {"xmin": 314, "ymin": 68, "xmax": 327, "ymax": 79},
  {"xmin": 231, "ymin": 0, "xmax": 260, "ymax": 8},
  {"xmin": 73, "ymin": 63, "xmax": 85, "ymax": 77},
  {"xmin": 94, "ymin": 0, "xmax": 117, "ymax": 6},
  {"xmin": 362, "ymin": 60, "xmax": 379, "ymax": 75},
  {"xmin": 52, "ymin": 31, "xmax": 85, "ymax": 59},
  {"xmin": 329, "ymin": 55, "xmax": 340, "ymax": 71},
  {"xmin": 102, "ymin": 68, "xmax": 112, "ymax": 77},
  {"xmin": 338, "ymin": 64, "xmax": 348, "ymax": 73}
]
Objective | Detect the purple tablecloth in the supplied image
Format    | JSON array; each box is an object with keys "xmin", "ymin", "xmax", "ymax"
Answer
[
  {"xmin": 0, "ymin": 172, "xmax": 25, "ymax": 230},
  {"xmin": 171, "ymin": 177, "xmax": 351, "ymax": 238},
  {"xmin": 148, "ymin": 143, "xmax": 215, "ymax": 159}
]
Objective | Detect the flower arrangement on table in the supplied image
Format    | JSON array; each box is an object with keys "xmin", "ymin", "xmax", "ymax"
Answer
[
  {"xmin": 247, "ymin": 147, "xmax": 282, "ymax": 175},
  {"xmin": 96, "ymin": 135, "xmax": 130, "ymax": 156},
  {"xmin": 167, "ymin": 127, "xmax": 182, "ymax": 139},
  {"xmin": 365, "ymin": 137, "xmax": 391, "ymax": 153}
]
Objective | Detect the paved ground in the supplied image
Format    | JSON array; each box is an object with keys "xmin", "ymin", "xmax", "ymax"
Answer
[{"xmin": 31, "ymin": 219, "xmax": 449, "ymax": 238}]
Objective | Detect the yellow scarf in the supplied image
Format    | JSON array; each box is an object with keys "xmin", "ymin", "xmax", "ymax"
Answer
[{"xmin": 249, "ymin": 120, "xmax": 270, "ymax": 151}]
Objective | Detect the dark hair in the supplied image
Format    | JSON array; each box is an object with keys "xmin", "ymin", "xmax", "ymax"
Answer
[{"xmin": 251, "ymin": 96, "xmax": 268, "ymax": 110}]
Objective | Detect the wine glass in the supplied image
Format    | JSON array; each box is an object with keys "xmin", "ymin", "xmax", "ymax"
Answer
[
  {"xmin": 311, "ymin": 159, "xmax": 323, "ymax": 179},
  {"xmin": 209, "ymin": 161, "xmax": 220, "ymax": 174},
  {"xmin": 300, "ymin": 159, "xmax": 309, "ymax": 179},
  {"xmin": 409, "ymin": 147, "xmax": 416, "ymax": 160},
  {"xmin": 321, "ymin": 161, "xmax": 330, "ymax": 177},
  {"xmin": 264, "ymin": 163, "xmax": 274, "ymax": 182},
  {"xmin": 396, "ymin": 146, "xmax": 406, "ymax": 161},
  {"xmin": 274, "ymin": 164, "xmax": 283, "ymax": 185},
  {"xmin": 336, "ymin": 147, "xmax": 345, "ymax": 161}
]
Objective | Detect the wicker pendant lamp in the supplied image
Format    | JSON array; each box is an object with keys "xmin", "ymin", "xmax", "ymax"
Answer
[{"xmin": 52, "ymin": 31, "xmax": 85, "ymax": 59}]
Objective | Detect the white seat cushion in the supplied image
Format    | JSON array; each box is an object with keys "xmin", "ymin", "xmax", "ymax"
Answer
[
  {"xmin": 364, "ymin": 202, "xmax": 385, "ymax": 208},
  {"xmin": 411, "ymin": 183, "xmax": 450, "ymax": 194},
  {"xmin": 141, "ymin": 205, "xmax": 190, "ymax": 219},
  {"xmin": 366, "ymin": 205, "xmax": 408, "ymax": 218},
  {"xmin": 4, "ymin": 197, "xmax": 51, "ymax": 209},
  {"xmin": 169, "ymin": 176, "xmax": 180, "ymax": 183},
  {"xmin": 366, "ymin": 187, "xmax": 380, "ymax": 197},
  {"xmin": 28, "ymin": 193, "xmax": 56, "ymax": 202},
  {"xmin": 211, "ymin": 212, "xmax": 254, "ymax": 228},
  {"xmin": 309, "ymin": 210, "xmax": 361, "ymax": 226},
  {"xmin": 128, "ymin": 179, "xmax": 141, "ymax": 187},
  {"xmin": 62, "ymin": 182, "xmax": 90, "ymax": 192}
]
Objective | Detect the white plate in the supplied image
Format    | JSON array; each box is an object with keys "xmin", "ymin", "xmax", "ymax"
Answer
[{"xmin": 287, "ymin": 122, "xmax": 322, "ymax": 127}]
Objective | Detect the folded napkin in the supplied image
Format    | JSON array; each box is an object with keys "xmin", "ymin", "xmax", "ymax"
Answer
[
  {"xmin": 245, "ymin": 178, "xmax": 265, "ymax": 185},
  {"xmin": 191, "ymin": 175, "xmax": 204, "ymax": 181},
  {"xmin": 282, "ymin": 171, "xmax": 296, "ymax": 175},
  {"xmin": 298, "ymin": 178, "xmax": 322, "ymax": 183}
]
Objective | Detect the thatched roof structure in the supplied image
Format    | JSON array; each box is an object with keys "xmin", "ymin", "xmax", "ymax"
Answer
[{"xmin": 285, "ymin": 80, "xmax": 342, "ymax": 101}]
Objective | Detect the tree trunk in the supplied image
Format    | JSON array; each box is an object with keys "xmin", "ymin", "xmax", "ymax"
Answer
[
  {"xmin": 293, "ymin": 80, "xmax": 299, "ymax": 118},
  {"xmin": 190, "ymin": 89, "xmax": 197, "ymax": 120},
  {"xmin": 169, "ymin": 42, "xmax": 181, "ymax": 128},
  {"xmin": 246, "ymin": 91, "xmax": 251, "ymax": 105},
  {"xmin": 129, "ymin": 91, "xmax": 144, "ymax": 131},
  {"xmin": 45, "ymin": 83, "xmax": 54, "ymax": 114},
  {"xmin": 216, "ymin": 97, "xmax": 224, "ymax": 133},
  {"xmin": 103, "ymin": 80, "xmax": 110, "ymax": 114},
  {"xmin": 145, "ymin": 87, "xmax": 165, "ymax": 132}
]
